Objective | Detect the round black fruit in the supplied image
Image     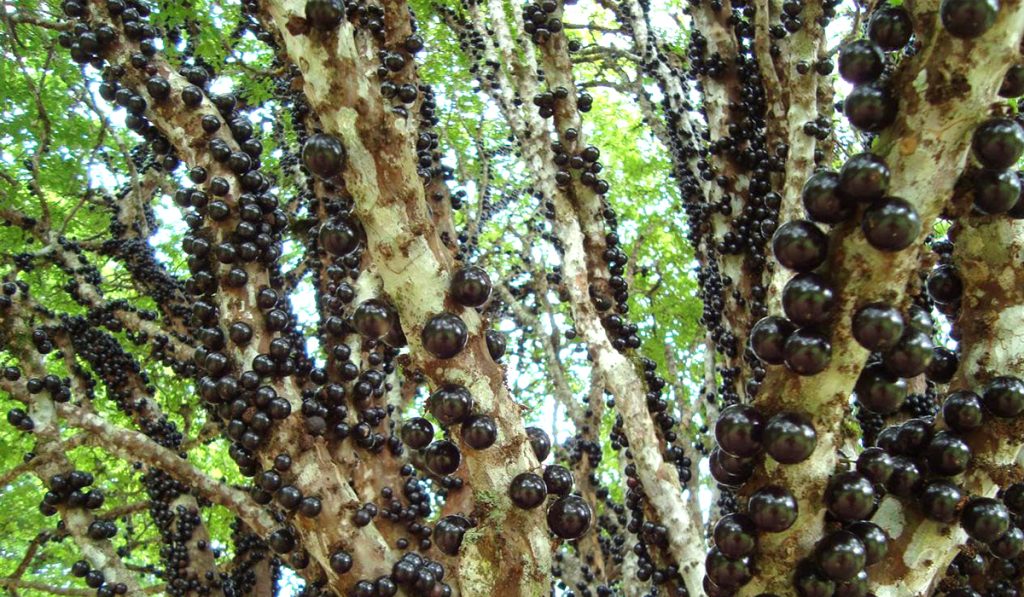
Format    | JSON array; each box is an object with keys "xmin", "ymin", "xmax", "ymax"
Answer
[
  {"xmin": 401, "ymin": 417, "xmax": 434, "ymax": 449},
  {"xmin": 847, "ymin": 521, "xmax": 889, "ymax": 565},
  {"xmin": 839, "ymin": 152, "xmax": 891, "ymax": 201},
  {"xmin": 852, "ymin": 303, "xmax": 905, "ymax": 351},
  {"xmin": 1000, "ymin": 64, "xmax": 1024, "ymax": 98},
  {"xmin": 748, "ymin": 485, "xmax": 798, "ymax": 532},
  {"xmin": 926, "ymin": 264, "xmax": 963, "ymax": 305},
  {"xmin": 546, "ymin": 495, "xmax": 593, "ymax": 539},
  {"xmin": 982, "ymin": 376, "xmax": 1024, "ymax": 418},
  {"xmin": 782, "ymin": 273, "xmax": 837, "ymax": 327},
  {"xmin": 715, "ymin": 404, "xmax": 765, "ymax": 458},
  {"xmin": 302, "ymin": 133, "xmax": 346, "ymax": 179},
  {"xmin": 713, "ymin": 513, "xmax": 757, "ymax": 559},
  {"xmin": 423, "ymin": 440, "xmax": 461, "ymax": 475},
  {"xmin": 838, "ymin": 40, "xmax": 885, "ymax": 85},
  {"xmin": 509, "ymin": 472, "xmax": 547, "ymax": 509},
  {"xmin": 527, "ymin": 426, "xmax": 551, "ymax": 461},
  {"xmin": 305, "ymin": 0, "xmax": 345, "ymax": 30},
  {"xmin": 856, "ymin": 363, "xmax": 907, "ymax": 415},
  {"xmin": 802, "ymin": 170, "xmax": 855, "ymax": 224},
  {"xmin": 772, "ymin": 220, "xmax": 829, "ymax": 272},
  {"xmin": 825, "ymin": 472, "xmax": 876, "ymax": 522},
  {"xmin": 460, "ymin": 414, "xmax": 497, "ymax": 449},
  {"xmin": 844, "ymin": 85, "xmax": 897, "ymax": 132},
  {"xmin": 750, "ymin": 316, "xmax": 796, "ymax": 365},
  {"xmin": 815, "ymin": 531, "xmax": 867, "ymax": 582},
  {"xmin": 862, "ymin": 196, "xmax": 921, "ymax": 251},
  {"xmin": 868, "ymin": 6, "xmax": 913, "ymax": 50},
  {"xmin": 943, "ymin": 390, "xmax": 984, "ymax": 432},
  {"xmin": 764, "ymin": 412, "xmax": 817, "ymax": 464},
  {"xmin": 940, "ymin": 0, "xmax": 999, "ymax": 39},
  {"xmin": 783, "ymin": 329, "xmax": 832, "ymax": 376},
  {"xmin": 961, "ymin": 497, "xmax": 1010, "ymax": 543},
  {"xmin": 450, "ymin": 266, "xmax": 492, "ymax": 307},
  {"xmin": 421, "ymin": 312, "xmax": 468, "ymax": 359},
  {"xmin": 973, "ymin": 169, "xmax": 1022, "ymax": 215},
  {"xmin": 972, "ymin": 118, "xmax": 1024, "ymax": 170},
  {"xmin": 428, "ymin": 385, "xmax": 474, "ymax": 425}
]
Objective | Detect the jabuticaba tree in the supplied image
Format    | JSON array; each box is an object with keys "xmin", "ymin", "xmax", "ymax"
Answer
[{"xmin": 3, "ymin": 0, "xmax": 1024, "ymax": 595}]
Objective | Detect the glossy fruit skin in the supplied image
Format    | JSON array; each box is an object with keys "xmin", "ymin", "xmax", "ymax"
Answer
[
  {"xmin": 802, "ymin": 171, "xmax": 854, "ymax": 224},
  {"xmin": 961, "ymin": 497, "xmax": 1011, "ymax": 543},
  {"xmin": 486, "ymin": 330, "xmax": 507, "ymax": 360},
  {"xmin": 304, "ymin": 0, "xmax": 345, "ymax": 30},
  {"xmin": 943, "ymin": 390, "xmax": 984, "ymax": 432},
  {"xmin": 772, "ymin": 220, "xmax": 829, "ymax": 272},
  {"xmin": 423, "ymin": 440, "xmax": 461, "ymax": 475},
  {"xmin": 852, "ymin": 303, "xmax": 905, "ymax": 352},
  {"xmin": 894, "ymin": 418, "xmax": 934, "ymax": 454},
  {"xmin": 833, "ymin": 570, "xmax": 869, "ymax": 597},
  {"xmin": 885, "ymin": 455, "xmax": 923, "ymax": 497},
  {"xmin": 847, "ymin": 521, "xmax": 889, "ymax": 565},
  {"xmin": 320, "ymin": 217, "xmax": 360, "ymax": 256},
  {"xmin": 421, "ymin": 312, "xmax": 468, "ymax": 359},
  {"xmin": 825, "ymin": 472, "xmax": 876, "ymax": 522},
  {"xmin": 433, "ymin": 515, "xmax": 471, "ymax": 556},
  {"xmin": 856, "ymin": 447, "xmax": 894, "ymax": 485},
  {"xmin": 705, "ymin": 547, "xmax": 752, "ymax": 589},
  {"xmin": 460, "ymin": 414, "xmax": 497, "ymax": 449},
  {"xmin": 764, "ymin": 412, "xmax": 817, "ymax": 464},
  {"xmin": 868, "ymin": 6, "xmax": 913, "ymax": 50},
  {"xmin": 353, "ymin": 299, "xmax": 394, "ymax": 338},
  {"xmin": 450, "ymin": 266, "xmax": 492, "ymax": 307},
  {"xmin": 546, "ymin": 495, "xmax": 593, "ymax": 539},
  {"xmin": 542, "ymin": 465, "xmax": 574, "ymax": 496},
  {"xmin": 862, "ymin": 196, "xmax": 921, "ymax": 251},
  {"xmin": 329, "ymin": 550, "xmax": 353, "ymax": 573},
  {"xmin": 838, "ymin": 40, "xmax": 885, "ymax": 84},
  {"xmin": 715, "ymin": 404, "xmax": 765, "ymax": 458},
  {"xmin": 973, "ymin": 169, "xmax": 1022, "ymax": 215},
  {"xmin": 816, "ymin": 530, "xmax": 867, "ymax": 582},
  {"xmin": 844, "ymin": 84, "xmax": 897, "ymax": 132},
  {"xmin": 855, "ymin": 363, "xmax": 908, "ymax": 415},
  {"xmin": 750, "ymin": 316, "xmax": 796, "ymax": 365},
  {"xmin": 783, "ymin": 328, "xmax": 832, "ymax": 376},
  {"xmin": 982, "ymin": 376, "xmax": 1024, "ymax": 417},
  {"xmin": 972, "ymin": 118, "xmax": 1024, "ymax": 169},
  {"xmin": 883, "ymin": 327, "xmax": 935, "ymax": 378},
  {"xmin": 783, "ymin": 273, "xmax": 837, "ymax": 327},
  {"xmin": 714, "ymin": 513, "xmax": 758, "ymax": 559},
  {"xmin": 991, "ymin": 526, "xmax": 1024, "ymax": 559},
  {"xmin": 509, "ymin": 472, "xmax": 547, "ymax": 509},
  {"xmin": 428, "ymin": 385, "xmax": 474, "ymax": 426},
  {"xmin": 1003, "ymin": 483, "xmax": 1024, "ymax": 514},
  {"xmin": 527, "ymin": 426, "xmax": 551, "ymax": 461},
  {"xmin": 940, "ymin": 0, "xmax": 999, "ymax": 39},
  {"xmin": 927, "ymin": 347, "xmax": 959, "ymax": 383},
  {"xmin": 1000, "ymin": 64, "xmax": 1024, "ymax": 97},
  {"xmin": 302, "ymin": 133, "xmax": 346, "ymax": 178},
  {"xmin": 839, "ymin": 153, "xmax": 890, "ymax": 201},
  {"xmin": 400, "ymin": 417, "xmax": 434, "ymax": 449},
  {"xmin": 926, "ymin": 431, "xmax": 972, "ymax": 476},
  {"xmin": 748, "ymin": 485, "xmax": 798, "ymax": 532},
  {"xmin": 710, "ymin": 447, "xmax": 753, "ymax": 486},
  {"xmin": 794, "ymin": 560, "xmax": 835, "ymax": 597},
  {"xmin": 926, "ymin": 265, "xmax": 964, "ymax": 305}
]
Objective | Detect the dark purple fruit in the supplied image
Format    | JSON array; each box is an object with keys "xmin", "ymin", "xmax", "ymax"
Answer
[
  {"xmin": 486, "ymin": 330, "xmax": 506, "ymax": 360},
  {"xmin": 834, "ymin": 570, "xmax": 869, "ymax": 597},
  {"xmin": 401, "ymin": 417, "xmax": 434, "ymax": 449},
  {"xmin": 509, "ymin": 472, "xmax": 547, "ymax": 509},
  {"xmin": 926, "ymin": 265, "xmax": 963, "ymax": 305},
  {"xmin": 802, "ymin": 170, "xmax": 855, "ymax": 224},
  {"xmin": 794, "ymin": 560, "xmax": 835, "ymax": 597},
  {"xmin": 772, "ymin": 220, "xmax": 829, "ymax": 272},
  {"xmin": 527, "ymin": 426, "xmax": 551, "ymax": 461},
  {"xmin": 305, "ymin": 0, "xmax": 345, "ymax": 30},
  {"xmin": 1000, "ymin": 64, "xmax": 1024, "ymax": 98},
  {"xmin": 856, "ymin": 447, "xmax": 894, "ymax": 485},
  {"xmin": 922, "ymin": 480, "xmax": 963, "ymax": 522},
  {"xmin": 302, "ymin": 133, "xmax": 346, "ymax": 179},
  {"xmin": 844, "ymin": 85, "xmax": 897, "ymax": 132},
  {"xmin": 710, "ymin": 448, "xmax": 753, "ymax": 486},
  {"xmin": 713, "ymin": 513, "xmax": 758, "ymax": 559},
  {"xmin": 943, "ymin": 390, "xmax": 983, "ymax": 432},
  {"xmin": 815, "ymin": 531, "xmax": 867, "ymax": 582},
  {"xmin": 852, "ymin": 303, "xmax": 905, "ymax": 351},
  {"xmin": 926, "ymin": 431, "xmax": 971, "ymax": 476},
  {"xmin": 838, "ymin": 40, "xmax": 885, "ymax": 85},
  {"xmin": 748, "ymin": 485, "xmax": 798, "ymax": 532},
  {"xmin": 862, "ymin": 196, "xmax": 921, "ymax": 251},
  {"xmin": 991, "ymin": 526, "xmax": 1024, "ymax": 559},
  {"xmin": 750, "ymin": 316, "xmax": 796, "ymax": 365},
  {"xmin": 546, "ymin": 495, "xmax": 593, "ymax": 539},
  {"xmin": 433, "ymin": 515, "xmax": 471, "ymax": 556},
  {"xmin": 927, "ymin": 347, "xmax": 959, "ymax": 384},
  {"xmin": 825, "ymin": 472, "xmax": 876, "ymax": 522},
  {"xmin": 840, "ymin": 153, "xmax": 890, "ymax": 201},
  {"xmin": 973, "ymin": 169, "xmax": 1022, "ymax": 215},
  {"xmin": 885, "ymin": 455, "xmax": 922, "ymax": 497},
  {"xmin": 460, "ymin": 414, "xmax": 497, "ymax": 449},
  {"xmin": 1003, "ymin": 483, "xmax": 1024, "ymax": 514},
  {"xmin": 855, "ymin": 363, "xmax": 908, "ymax": 415},
  {"xmin": 847, "ymin": 521, "xmax": 889, "ymax": 565},
  {"xmin": 961, "ymin": 497, "xmax": 1010, "ymax": 543},
  {"xmin": 783, "ymin": 328, "xmax": 832, "ymax": 376},
  {"xmin": 428, "ymin": 385, "xmax": 474, "ymax": 425},
  {"xmin": 883, "ymin": 327, "xmax": 934, "ymax": 378},
  {"xmin": 450, "ymin": 266, "xmax": 492, "ymax": 307},
  {"xmin": 542, "ymin": 465, "xmax": 574, "ymax": 496},
  {"xmin": 421, "ymin": 312, "xmax": 468, "ymax": 359},
  {"xmin": 868, "ymin": 6, "xmax": 913, "ymax": 50},
  {"xmin": 320, "ymin": 217, "xmax": 360, "ymax": 256},
  {"xmin": 423, "ymin": 440, "xmax": 461, "ymax": 475},
  {"xmin": 715, "ymin": 404, "xmax": 765, "ymax": 458},
  {"xmin": 982, "ymin": 376, "xmax": 1024, "ymax": 417},
  {"xmin": 940, "ymin": 0, "xmax": 999, "ymax": 39},
  {"xmin": 764, "ymin": 412, "xmax": 817, "ymax": 464},
  {"xmin": 353, "ymin": 299, "xmax": 394, "ymax": 338},
  {"xmin": 972, "ymin": 118, "xmax": 1024, "ymax": 169},
  {"xmin": 329, "ymin": 550, "xmax": 353, "ymax": 573},
  {"xmin": 705, "ymin": 547, "xmax": 752, "ymax": 589},
  {"xmin": 783, "ymin": 273, "xmax": 837, "ymax": 327}
]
